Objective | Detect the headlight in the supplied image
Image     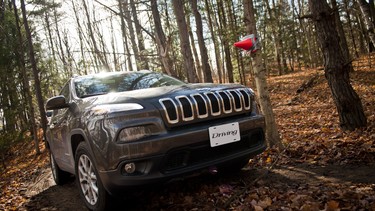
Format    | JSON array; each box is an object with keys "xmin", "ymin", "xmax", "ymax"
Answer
[
  {"xmin": 91, "ymin": 103, "xmax": 143, "ymax": 115},
  {"xmin": 117, "ymin": 124, "xmax": 161, "ymax": 143}
]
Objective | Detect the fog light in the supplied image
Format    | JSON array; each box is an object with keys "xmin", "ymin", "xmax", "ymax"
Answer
[{"xmin": 124, "ymin": 163, "xmax": 136, "ymax": 174}]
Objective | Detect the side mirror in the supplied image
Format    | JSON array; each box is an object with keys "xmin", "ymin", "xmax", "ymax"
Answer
[{"xmin": 46, "ymin": 95, "xmax": 69, "ymax": 110}]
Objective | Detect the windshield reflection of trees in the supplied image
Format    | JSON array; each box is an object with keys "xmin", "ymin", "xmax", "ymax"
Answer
[{"xmin": 75, "ymin": 72, "xmax": 184, "ymax": 98}]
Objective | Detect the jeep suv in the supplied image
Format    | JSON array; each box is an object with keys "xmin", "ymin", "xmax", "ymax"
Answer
[{"xmin": 46, "ymin": 71, "xmax": 266, "ymax": 210}]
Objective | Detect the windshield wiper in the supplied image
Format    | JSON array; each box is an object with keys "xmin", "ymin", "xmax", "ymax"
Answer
[{"xmin": 80, "ymin": 92, "xmax": 108, "ymax": 98}]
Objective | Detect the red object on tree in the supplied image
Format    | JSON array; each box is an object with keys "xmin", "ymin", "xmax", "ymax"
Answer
[{"xmin": 233, "ymin": 34, "xmax": 259, "ymax": 53}]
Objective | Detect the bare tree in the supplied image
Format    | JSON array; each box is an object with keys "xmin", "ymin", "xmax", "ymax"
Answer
[
  {"xmin": 71, "ymin": 0, "xmax": 88, "ymax": 75},
  {"xmin": 217, "ymin": 0, "xmax": 234, "ymax": 83},
  {"xmin": 205, "ymin": 0, "xmax": 223, "ymax": 83},
  {"xmin": 186, "ymin": 13, "xmax": 202, "ymax": 81},
  {"xmin": 331, "ymin": 0, "xmax": 351, "ymax": 63},
  {"xmin": 357, "ymin": 0, "xmax": 375, "ymax": 47},
  {"xmin": 243, "ymin": 0, "xmax": 283, "ymax": 148},
  {"xmin": 123, "ymin": 0, "xmax": 141, "ymax": 71},
  {"xmin": 20, "ymin": 0, "xmax": 47, "ymax": 152},
  {"xmin": 172, "ymin": 0, "xmax": 199, "ymax": 83},
  {"xmin": 150, "ymin": 0, "xmax": 176, "ymax": 77},
  {"xmin": 81, "ymin": 0, "xmax": 109, "ymax": 70},
  {"xmin": 117, "ymin": 0, "xmax": 134, "ymax": 72},
  {"xmin": 191, "ymin": 0, "xmax": 213, "ymax": 83},
  {"xmin": 309, "ymin": 0, "xmax": 367, "ymax": 130},
  {"xmin": 129, "ymin": 0, "xmax": 149, "ymax": 70},
  {"xmin": 12, "ymin": 0, "xmax": 39, "ymax": 154}
]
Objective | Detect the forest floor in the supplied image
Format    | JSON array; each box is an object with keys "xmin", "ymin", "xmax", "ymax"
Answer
[{"xmin": 1, "ymin": 55, "xmax": 375, "ymax": 210}]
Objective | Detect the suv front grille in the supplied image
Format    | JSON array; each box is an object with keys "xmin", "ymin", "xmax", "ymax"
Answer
[{"xmin": 159, "ymin": 88, "xmax": 253, "ymax": 125}]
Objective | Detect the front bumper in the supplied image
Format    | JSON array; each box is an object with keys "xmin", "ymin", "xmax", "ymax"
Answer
[{"xmin": 98, "ymin": 115, "xmax": 266, "ymax": 195}]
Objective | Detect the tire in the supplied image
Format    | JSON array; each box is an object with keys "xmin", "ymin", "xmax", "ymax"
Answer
[
  {"xmin": 50, "ymin": 152, "xmax": 71, "ymax": 185},
  {"xmin": 75, "ymin": 142, "xmax": 110, "ymax": 211}
]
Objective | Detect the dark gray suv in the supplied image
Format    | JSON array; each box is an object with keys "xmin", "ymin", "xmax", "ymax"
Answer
[{"xmin": 46, "ymin": 71, "xmax": 266, "ymax": 210}]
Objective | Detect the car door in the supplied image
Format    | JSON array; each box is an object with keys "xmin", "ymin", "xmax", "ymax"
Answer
[{"xmin": 49, "ymin": 81, "xmax": 72, "ymax": 170}]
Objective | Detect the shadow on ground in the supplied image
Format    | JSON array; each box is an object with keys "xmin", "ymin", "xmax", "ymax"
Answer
[{"xmin": 23, "ymin": 163, "xmax": 375, "ymax": 210}]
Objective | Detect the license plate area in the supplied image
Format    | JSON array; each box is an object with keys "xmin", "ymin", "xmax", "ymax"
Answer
[{"xmin": 209, "ymin": 122, "xmax": 240, "ymax": 147}]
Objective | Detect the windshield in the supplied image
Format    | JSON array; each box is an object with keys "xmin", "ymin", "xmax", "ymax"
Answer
[{"xmin": 74, "ymin": 71, "xmax": 185, "ymax": 98}]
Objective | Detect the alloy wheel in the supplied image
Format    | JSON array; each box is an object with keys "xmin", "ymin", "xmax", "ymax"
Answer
[{"xmin": 78, "ymin": 154, "xmax": 99, "ymax": 205}]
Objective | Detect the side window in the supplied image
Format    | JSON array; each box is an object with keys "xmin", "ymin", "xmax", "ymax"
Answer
[{"xmin": 59, "ymin": 82, "xmax": 70, "ymax": 101}]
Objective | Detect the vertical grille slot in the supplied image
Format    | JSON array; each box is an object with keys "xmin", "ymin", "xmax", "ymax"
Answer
[
  {"xmin": 204, "ymin": 92, "xmax": 221, "ymax": 116},
  {"xmin": 176, "ymin": 96, "xmax": 194, "ymax": 121},
  {"xmin": 217, "ymin": 91, "xmax": 232, "ymax": 114},
  {"xmin": 159, "ymin": 98, "xmax": 179, "ymax": 124},
  {"xmin": 191, "ymin": 94, "xmax": 208, "ymax": 118},
  {"xmin": 229, "ymin": 90, "xmax": 242, "ymax": 111},
  {"xmin": 239, "ymin": 89, "xmax": 251, "ymax": 110}
]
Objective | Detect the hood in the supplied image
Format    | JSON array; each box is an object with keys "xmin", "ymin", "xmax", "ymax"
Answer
[{"xmin": 81, "ymin": 83, "xmax": 246, "ymax": 106}]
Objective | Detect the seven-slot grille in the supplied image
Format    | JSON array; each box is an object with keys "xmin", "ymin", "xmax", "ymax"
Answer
[{"xmin": 159, "ymin": 88, "xmax": 253, "ymax": 125}]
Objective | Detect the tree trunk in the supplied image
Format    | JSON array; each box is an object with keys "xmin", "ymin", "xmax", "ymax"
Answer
[
  {"xmin": 186, "ymin": 14, "xmax": 202, "ymax": 82},
  {"xmin": 172, "ymin": 0, "xmax": 198, "ymax": 83},
  {"xmin": 71, "ymin": 0, "xmax": 88, "ymax": 74},
  {"xmin": 343, "ymin": 0, "xmax": 359, "ymax": 58},
  {"xmin": 117, "ymin": 0, "xmax": 134, "ymax": 72},
  {"xmin": 309, "ymin": 0, "xmax": 367, "ymax": 130},
  {"xmin": 53, "ymin": 6, "xmax": 70, "ymax": 76},
  {"xmin": 357, "ymin": 0, "xmax": 375, "ymax": 47},
  {"xmin": 297, "ymin": 0, "xmax": 314, "ymax": 67},
  {"xmin": 44, "ymin": 13, "xmax": 58, "ymax": 74},
  {"xmin": 265, "ymin": 0, "xmax": 283, "ymax": 75},
  {"xmin": 20, "ymin": 0, "xmax": 46, "ymax": 153},
  {"xmin": 205, "ymin": 0, "xmax": 223, "ymax": 83},
  {"xmin": 150, "ymin": 0, "xmax": 176, "ymax": 77},
  {"xmin": 12, "ymin": 0, "xmax": 39, "ymax": 154},
  {"xmin": 355, "ymin": 10, "xmax": 371, "ymax": 54},
  {"xmin": 191, "ymin": 0, "xmax": 213, "ymax": 83},
  {"xmin": 129, "ymin": 0, "xmax": 149, "ymax": 70},
  {"xmin": 109, "ymin": 16, "xmax": 119, "ymax": 71},
  {"xmin": 81, "ymin": 0, "xmax": 108, "ymax": 70},
  {"xmin": 123, "ymin": 0, "xmax": 140, "ymax": 71},
  {"xmin": 218, "ymin": 0, "xmax": 234, "ymax": 83},
  {"xmin": 243, "ymin": 0, "xmax": 282, "ymax": 148},
  {"xmin": 331, "ymin": 0, "xmax": 351, "ymax": 63}
]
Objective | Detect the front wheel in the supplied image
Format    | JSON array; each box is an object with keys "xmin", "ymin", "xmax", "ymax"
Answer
[{"xmin": 75, "ymin": 142, "xmax": 110, "ymax": 211}]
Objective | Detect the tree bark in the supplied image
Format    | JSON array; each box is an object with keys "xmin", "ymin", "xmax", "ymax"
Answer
[
  {"xmin": 331, "ymin": 0, "xmax": 351, "ymax": 63},
  {"xmin": 81, "ymin": 0, "xmax": 108, "ymax": 70},
  {"xmin": 71, "ymin": 0, "xmax": 88, "ymax": 74},
  {"xmin": 205, "ymin": 0, "xmax": 223, "ymax": 83},
  {"xmin": 218, "ymin": 0, "xmax": 234, "ymax": 83},
  {"xmin": 172, "ymin": 0, "xmax": 198, "ymax": 83},
  {"xmin": 129, "ymin": 0, "xmax": 149, "ymax": 70},
  {"xmin": 357, "ymin": 0, "xmax": 375, "ymax": 47},
  {"xmin": 12, "ymin": 0, "xmax": 39, "ymax": 154},
  {"xmin": 20, "ymin": 0, "xmax": 46, "ymax": 152},
  {"xmin": 243, "ymin": 0, "xmax": 282, "ymax": 148},
  {"xmin": 343, "ymin": 0, "xmax": 359, "ymax": 58},
  {"xmin": 186, "ymin": 14, "xmax": 202, "ymax": 82},
  {"xmin": 150, "ymin": 0, "xmax": 176, "ymax": 77},
  {"xmin": 117, "ymin": 0, "xmax": 134, "ymax": 72},
  {"xmin": 123, "ymin": 0, "xmax": 140, "ymax": 71},
  {"xmin": 309, "ymin": 0, "xmax": 367, "ymax": 130}
]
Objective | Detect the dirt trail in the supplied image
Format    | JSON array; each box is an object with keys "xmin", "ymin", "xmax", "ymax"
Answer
[{"xmin": 22, "ymin": 161, "xmax": 375, "ymax": 210}]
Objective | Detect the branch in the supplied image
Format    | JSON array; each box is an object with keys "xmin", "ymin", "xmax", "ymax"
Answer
[
  {"xmin": 93, "ymin": 0, "xmax": 155, "ymax": 41},
  {"xmin": 298, "ymin": 14, "xmax": 314, "ymax": 19}
]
